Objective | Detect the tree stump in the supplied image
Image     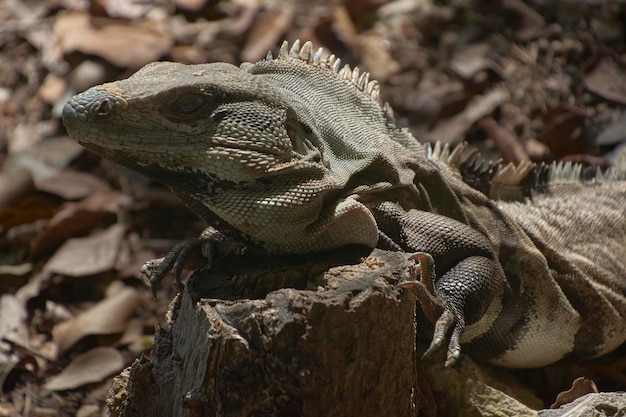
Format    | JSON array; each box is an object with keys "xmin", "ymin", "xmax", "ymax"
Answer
[{"xmin": 108, "ymin": 249, "xmax": 420, "ymax": 417}]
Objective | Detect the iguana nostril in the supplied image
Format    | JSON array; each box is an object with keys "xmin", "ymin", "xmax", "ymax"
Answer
[{"xmin": 94, "ymin": 98, "xmax": 114, "ymax": 116}]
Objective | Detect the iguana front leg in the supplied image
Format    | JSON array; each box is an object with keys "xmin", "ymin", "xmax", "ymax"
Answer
[
  {"xmin": 374, "ymin": 202, "xmax": 506, "ymax": 366},
  {"xmin": 141, "ymin": 227, "xmax": 244, "ymax": 297}
]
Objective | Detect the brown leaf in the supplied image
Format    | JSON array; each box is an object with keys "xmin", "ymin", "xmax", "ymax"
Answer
[
  {"xmin": 44, "ymin": 223, "xmax": 126, "ymax": 277},
  {"xmin": 95, "ymin": 0, "xmax": 153, "ymax": 19},
  {"xmin": 479, "ymin": 118, "xmax": 529, "ymax": 164},
  {"xmin": 584, "ymin": 57, "xmax": 626, "ymax": 105},
  {"xmin": 0, "ymin": 168, "xmax": 35, "ymax": 209},
  {"xmin": 43, "ymin": 347, "xmax": 125, "ymax": 391},
  {"xmin": 52, "ymin": 285, "xmax": 140, "ymax": 355},
  {"xmin": 30, "ymin": 191, "xmax": 121, "ymax": 258},
  {"xmin": 0, "ymin": 294, "xmax": 29, "ymax": 387},
  {"xmin": 54, "ymin": 12, "xmax": 173, "ymax": 69},
  {"xmin": 35, "ymin": 170, "xmax": 111, "ymax": 201},
  {"xmin": 241, "ymin": 6, "xmax": 295, "ymax": 63},
  {"xmin": 539, "ymin": 104, "xmax": 592, "ymax": 158},
  {"xmin": 597, "ymin": 111, "xmax": 626, "ymax": 146},
  {"xmin": 0, "ymin": 294, "xmax": 28, "ymax": 347},
  {"xmin": 38, "ymin": 75, "xmax": 67, "ymax": 105},
  {"xmin": 550, "ymin": 377, "xmax": 598, "ymax": 409},
  {"xmin": 174, "ymin": 0, "xmax": 210, "ymax": 12},
  {"xmin": 426, "ymin": 88, "xmax": 510, "ymax": 144},
  {"xmin": 449, "ymin": 43, "xmax": 494, "ymax": 80},
  {"xmin": 501, "ymin": 0, "xmax": 546, "ymax": 41}
]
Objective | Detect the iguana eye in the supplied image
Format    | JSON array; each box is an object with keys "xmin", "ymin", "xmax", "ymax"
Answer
[{"xmin": 168, "ymin": 94, "xmax": 212, "ymax": 120}]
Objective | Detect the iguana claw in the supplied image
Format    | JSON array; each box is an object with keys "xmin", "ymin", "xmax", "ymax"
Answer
[
  {"xmin": 399, "ymin": 252, "xmax": 464, "ymax": 367},
  {"xmin": 140, "ymin": 227, "xmax": 243, "ymax": 298}
]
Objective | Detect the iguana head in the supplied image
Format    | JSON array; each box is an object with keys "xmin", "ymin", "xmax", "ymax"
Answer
[{"xmin": 62, "ymin": 40, "xmax": 421, "ymax": 253}]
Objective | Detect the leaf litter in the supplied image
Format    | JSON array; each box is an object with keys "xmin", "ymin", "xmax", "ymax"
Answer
[{"xmin": 1, "ymin": 0, "xmax": 625, "ymax": 415}]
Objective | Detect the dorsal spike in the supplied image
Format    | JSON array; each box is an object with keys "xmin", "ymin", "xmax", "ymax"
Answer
[
  {"xmin": 493, "ymin": 160, "xmax": 533, "ymax": 186},
  {"xmin": 370, "ymin": 85, "xmax": 380, "ymax": 100},
  {"xmin": 332, "ymin": 57, "xmax": 341, "ymax": 73},
  {"xmin": 431, "ymin": 142, "xmax": 443, "ymax": 160},
  {"xmin": 339, "ymin": 64, "xmax": 352, "ymax": 80},
  {"xmin": 595, "ymin": 166, "xmax": 605, "ymax": 182},
  {"xmin": 279, "ymin": 41, "xmax": 289, "ymax": 58},
  {"xmin": 358, "ymin": 72, "xmax": 369, "ymax": 90},
  {"xmin": 267, "ymin": 40, "xmax": 391, "ymax": 116},
  {"xmin": 289, "ymin": 39, "xmax": 301, "ymax": 59},
  {"xmin": 448, "ymin": 143, "xmax": 467, "ymax": 167},
  {"xmin": 351, "ymin": 67, "xmax": 360, "ymax": 85},
  {"xmin": 313, "ymin": 47, "xmax": 323, "ymax": 65},
  {"xmin": 299, "ymin": 41, "xmax": 313, "ymax": 62},
  {"xmin": 383, "ymin": 102, "xmax": 394, "ymax": 118},
  {"xmin": 366, "ymin": 80, "xmax": 378, "ymax": 95},
  {"xmin": 425, "ymin": 142, "xmax": 434, "ymax": 159}
]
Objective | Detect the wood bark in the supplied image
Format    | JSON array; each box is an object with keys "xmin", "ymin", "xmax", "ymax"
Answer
[{"xmin": 108, "ymin": 249, "xmax": 420, "ymax": 417}]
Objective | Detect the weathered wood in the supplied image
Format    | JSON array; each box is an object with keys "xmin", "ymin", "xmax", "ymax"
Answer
[{"xmin": 108, "ymin": 250, "xmax": 419, "ymax": 417}]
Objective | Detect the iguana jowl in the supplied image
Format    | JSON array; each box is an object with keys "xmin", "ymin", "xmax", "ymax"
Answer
[{"xmin": 62, "ymin": 40, "xmax": 626, "ymax": 368}]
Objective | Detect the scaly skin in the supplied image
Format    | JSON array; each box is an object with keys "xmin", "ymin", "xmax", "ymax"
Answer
[{"xmin": 63, "ymin": 40, "xmax": 626, "ymax": 368}]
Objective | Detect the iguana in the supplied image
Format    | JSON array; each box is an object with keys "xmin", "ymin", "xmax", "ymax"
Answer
[{"xmin": 62, "ymin": 40, "xmax": 626, "ymax": 369}]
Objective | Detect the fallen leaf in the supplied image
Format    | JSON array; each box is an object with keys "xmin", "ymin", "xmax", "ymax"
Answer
[
  {"xmin": 597, "ymin": 111, "xmax": 626, "ymax": 146},
  {"xmin": 0, "ymin": 168, "xmax": 35, "ymax": 209},
  {"xmin": 479, "ymin": 117, "xmax": 529, "ymax": 164},
  {"xmin": 43, "ymin": 347, "xmax": 125, "ymax": 391},
  {"xmin": 44, "ymin": 223, "xmax": 126, "ymax": 277},
  {"xmin": 174, "ymin": 0, "xmax": 210, "ymax": 11},
  {"xmin": 95, "ymin": 0, "xmax": 154, "ymax": 19},
  {"xmin": 38, "ymin": 75, "xmax": 66, "ymax": 105},
  {"xmin": 551, "ymin": 377, "xmax": 598, "ymax": 409},
  {"xmin": 35, "ymin": 170, "xmax": 111, "ymax": 200},
  {"xmin": 449, "ymin": 42, "xmax": 494, "ymax": 80},
  {"xmin": 52, "ymin": 285, "xmax": 140, "ymax": 355},
  {"xmin": 584, "ymin": 57, "xmax": 626, "ymax": 105},
  {"xmin": 241, "ymin": 6, "xmax": 295, "ymax": 63},
  {"xmin": 0, "ymin": 294, "xmax": 29, "ymax": 388},
  {"xmin": 539, "ymin": 104, "xmax": 592, "ymax": 158},
  {"xmin": 30, "ymin": 191, "xmax": 121, "ymax": 258},
  {"xmin": 0, "ymin": 294, "xmax": 28, "ymax": 347},
  {"xmin": 358, "ymin": 34, "xmax": 400, "ymax": 82},
  {"xmin": 501, "ymin": 0, "xmax": 546, "ymax": 41},
  {"xmin": 54, "ymin": 12, "xmax": 173, "ymax": 69},
  {"xmin": 426, "ymin": 88, "xmax": 510, "ymax": 144}
]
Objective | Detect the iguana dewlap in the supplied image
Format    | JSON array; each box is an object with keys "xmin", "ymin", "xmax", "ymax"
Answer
[{"xmin": 62, "ymin": 40, "xmax": 626, "ymax": 368}]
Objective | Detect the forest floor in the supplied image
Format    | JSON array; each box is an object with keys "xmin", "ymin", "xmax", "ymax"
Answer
[{"xmin": 1, "ymin": 0, "xmax": 625, "ymax": 415}]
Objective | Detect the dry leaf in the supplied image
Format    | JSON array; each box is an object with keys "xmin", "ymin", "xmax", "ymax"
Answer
[
  {"xmin": 241, "ymin": 6, "xmax": 295, "ymax": 63},
  {"xmin": 0, "ymin": 168, "xmax": 35, "ymax": 209},
  {"xmin": 597, "ymin": 111, "xmax": 626, "ymax": 146},
  {"xmin": 426, "ymin": 88, "xmax": 510, "ymax": 144},
  {"xmin": 43, "ymin": 347, "xmax": 125, "ymax": 391},
  {"xmin": 52, "ymin": 285, "xmax": 140, "ymax": 355},
  {"xmin": 174, "ymin": 0, "xmax": 210, "ymax": 11},
  {"xmin": 54, "ymin": 12, "xmax": 173, "ymax": 69},
  {"xmin": 551, "ymin": 377, "xmax": 598, "ymax": 409},
  {"xmin": 44, "ymin": 223, "xmax": 126, "ymax": 277},
  {"xmin": 30, "ymin": 191, "xmax": 121, "ymax": 258},
  {"xmin": 479, "ymin": 117, "xmax": 529, "ymax": 164},
  {"xmin": 95, "ymin": 0, "xmax": 154, "ymax": 19},
  {"xmin": 539, "ymin": 104, "xmax": 591, "ymax": 158},
  {"xmin": 36, "ymin": 170, "xmax": 111, "ymax": 200},
  {"xmin": 584, "ymin": 57, "xmax": 626, "ymax": 105},
  {"xmin": 0, "ymin": 294, "xmax": 28, "ymax": 347},
  {"xmin": 449, "ymin": 43, "xmax": 494, "ymax": 80}
]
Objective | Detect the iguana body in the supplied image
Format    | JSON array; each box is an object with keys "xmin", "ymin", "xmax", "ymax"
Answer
[{"xmin": 62, "ymin": 40, "xmax": 626, "ymax": 368}]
